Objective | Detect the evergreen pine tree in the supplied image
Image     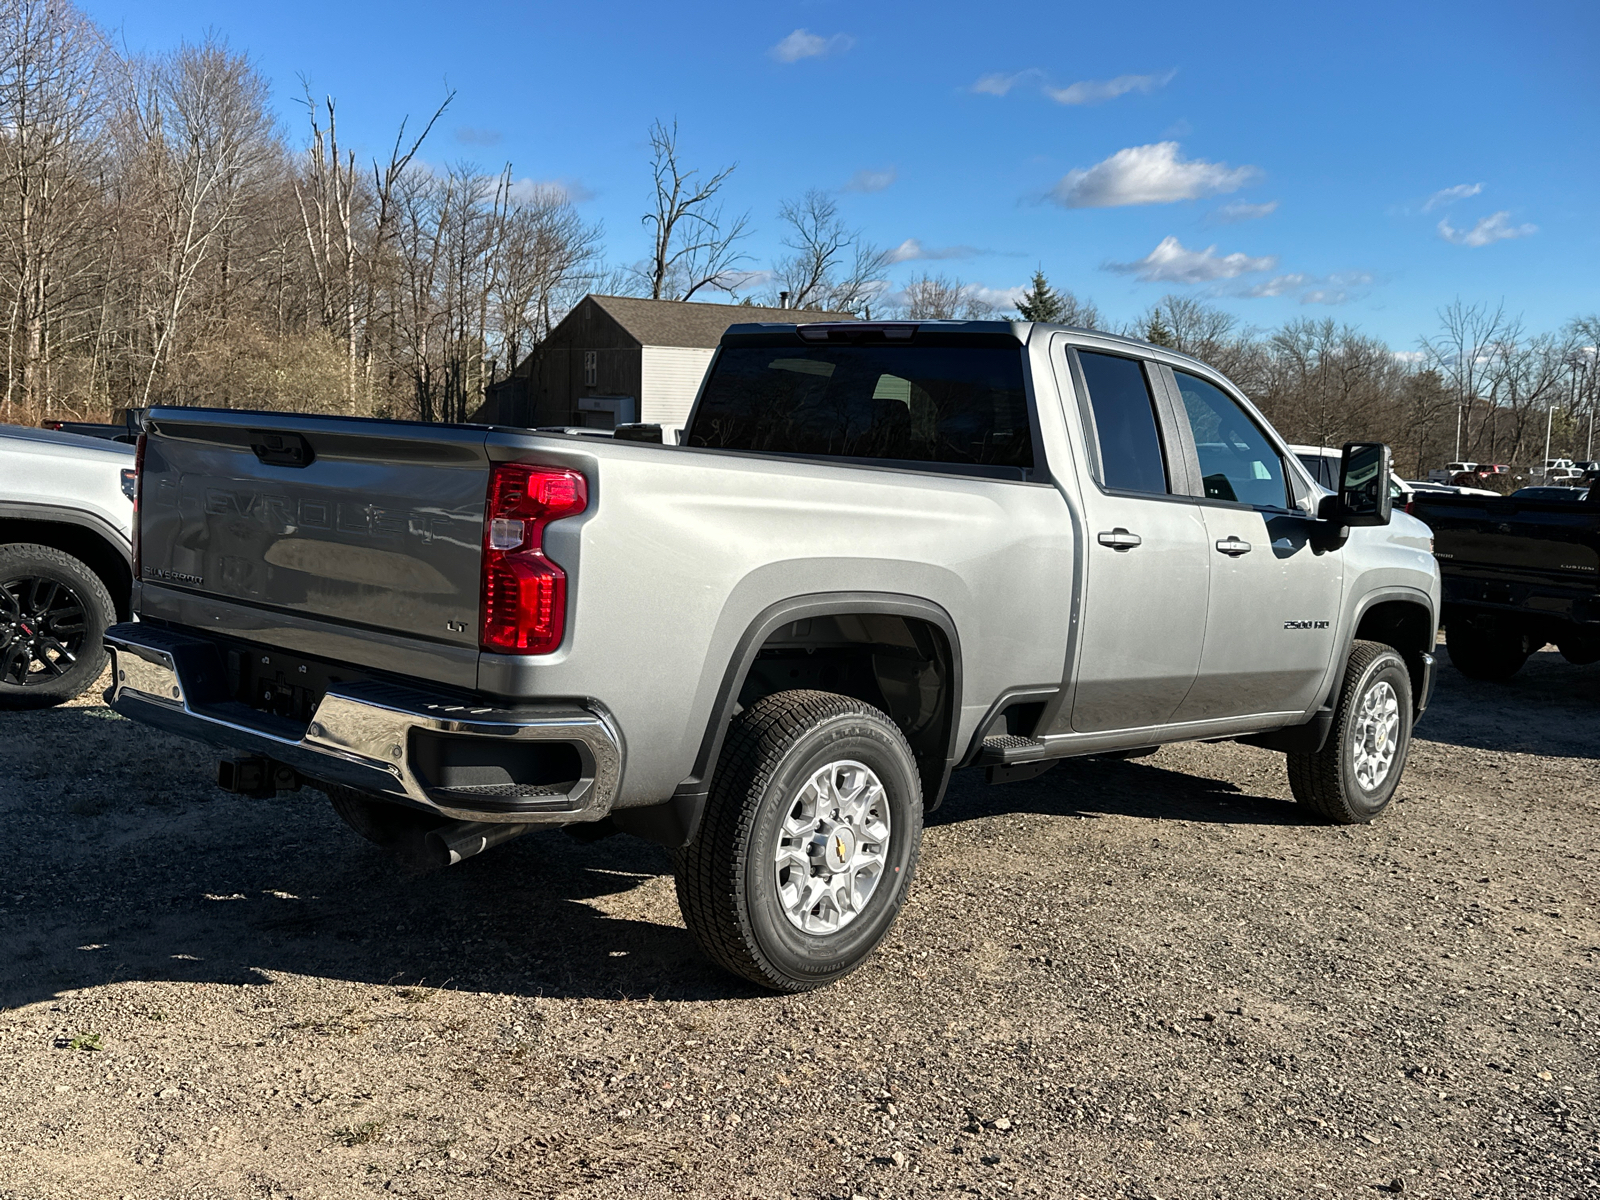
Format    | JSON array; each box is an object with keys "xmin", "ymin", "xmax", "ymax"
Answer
[
  {"xmin": 1015, "ymin": 269, "xmax": 1064, "ymax": 323},
  {"xmin": 1144, "ymin": 310, "xmax": 1175, "ymax": 347}
]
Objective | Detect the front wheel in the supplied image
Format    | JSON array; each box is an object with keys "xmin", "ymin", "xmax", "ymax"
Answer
[
  {"xmin": 1287, "ymin": 641, "xmax": 1413, "ymax": 825},
  {"xmin": 674, "ymin": 690, "xmax": 924, "ymax": 992}
]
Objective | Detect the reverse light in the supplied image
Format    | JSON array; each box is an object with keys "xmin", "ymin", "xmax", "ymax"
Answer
[{"xmin": 480, "ymin": 463, "xmax": 588, "ymax": 654}]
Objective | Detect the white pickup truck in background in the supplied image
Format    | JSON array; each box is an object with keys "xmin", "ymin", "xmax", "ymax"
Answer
[{"xmin": 0, "ymin": 423, "xmax": 134, "ymax": 707}]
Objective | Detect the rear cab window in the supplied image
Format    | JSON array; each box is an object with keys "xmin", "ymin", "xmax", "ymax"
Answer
[
  {"xmin": 1074, "ymin": 350, "xmax": 1171, "ymax": 495},
  {"xmin": 685, "ymin": 337, "xmax": 1033, "ymax": 477}
]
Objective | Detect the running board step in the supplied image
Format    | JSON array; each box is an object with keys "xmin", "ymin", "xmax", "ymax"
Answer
[{"xmin": 977, "ymin": 733, "xmax": 1050, "ymax": 765}]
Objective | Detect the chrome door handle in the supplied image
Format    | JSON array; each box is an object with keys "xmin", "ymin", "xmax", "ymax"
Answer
[
  {"xmin": 1215, "ymin": 536, "xmax": 1252, "ymax": 556},
  {"xmin": 1097, "ymin": 528, "xmax": 1142, "ymax": 551}
]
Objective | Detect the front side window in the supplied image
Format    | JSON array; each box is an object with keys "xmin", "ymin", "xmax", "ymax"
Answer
[
  {"xmin": 686, "ymin": 344, "xmax": 1032, "ymax": 470},
  {"xmin": 1174, "ymin": 370, "xmax": 1289, "ymax": 509},
  {"xmin": 1076, "ymin": 350, "xmax": 1169, "ymax": 495}
]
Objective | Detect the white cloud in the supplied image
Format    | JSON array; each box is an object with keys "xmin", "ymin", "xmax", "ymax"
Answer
[
  {"xmin": 842, "ymin": 166, "xmax": 896, "ymax": 193},
  {"xmin": 1437, "ymin": 210, "xmax": 1537, "ymax": 247},
  {"xmin": 1236, "ymin": 269, "xmax": 1374, "ymax": 304},
  {"xmin": 1209, "ymin": 199, "xmax": 1278, "ymax": 224},
  {"xmin": 1044, "ymin": 69, "xmax": 1175, "ymax": 105},
  {"xmin": 509, "ymin": 177, "xmax": 595, "ymax": 204},
  {"xmin": 1049, "ymin": 142, "xmax": 1260, "ymax": 208},
  {"xmin": 1422, "ymin": 182, "xmax": 1482, "ymax": 212},
  {"xmin": 1392, "ymin": 350, "xmax": 1427, "ymax": 364},
  {"xmin": 971, "ymin": 69, "xmax": 1042, "ymax": 96},
  {"xmin": 966, "ymin": 284, "xmax": 1027, "ymax": 311},
  {"xmin": 887, "ymin": 238, "xmax": 982, "ymax": 264},
  {"xmin": 770, "ymin": 29, "xmax": 854, "ymax": 63},
  {"xmin": 1105, "ymin": 236, "xmax": 1276, "ymax": 284}
]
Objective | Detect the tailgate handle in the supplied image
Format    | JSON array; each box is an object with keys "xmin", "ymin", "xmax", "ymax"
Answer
[{"xmin": 250, "ymin": 430, "xmax": 315, "ymax": 468}]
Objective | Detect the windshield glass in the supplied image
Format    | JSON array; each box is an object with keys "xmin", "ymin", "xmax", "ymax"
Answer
[{"xmin": 686, "ymin": 344, "xmax": 1032, "ymax": 471}]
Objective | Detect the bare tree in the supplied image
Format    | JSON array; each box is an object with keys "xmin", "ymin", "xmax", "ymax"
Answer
[
  {"xmin": 1420, "ymin": 299, "xmax": 1512, "ymax": 462},
  {"xmin": 769, "ymin": 189, "xmax": 889, "ymax": 314},
  {"xmin": 638, "ymin": 119, "xmax": 750, "ymax": 301},
  {"xmin": 126, "ymin": 36, "xmax": 275, "ymax": 404},
  {"xmin": 896, "ymin": 272, "xmax": 998, "ymax": 320},
  {"xmin": 0, "ymin": 0, "xmax": 112, "ymax": 415}
]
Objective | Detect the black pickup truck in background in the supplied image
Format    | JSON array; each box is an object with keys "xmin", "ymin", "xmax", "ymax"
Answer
[{"xmin": 1413, "ymin": 485, "xmax": 1600, "ymax": 680}]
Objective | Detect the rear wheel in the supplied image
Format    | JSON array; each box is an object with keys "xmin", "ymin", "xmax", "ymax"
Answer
[
  {"xmin": 1445, "ymin": 620, "xmax": 1533, "ymax": 682},
  {"xmin": 1287, "ymin": 640, "xmax": 1413, "ymax": 825},
  {"xmin": 673, "ymin": 690, "xmax": 924, "ymax": 992},
  {"xmin": 0, "ymin": 543, "xmax": 115, "ymax": 710}
]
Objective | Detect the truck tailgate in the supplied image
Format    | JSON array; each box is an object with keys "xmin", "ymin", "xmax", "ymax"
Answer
[
  {"xmin": 139, "ymin": 408, "xmax": 490, "ymax": 649},
  {"xmin": 1417, "ymin": 495, "xmax": 1600, "ymax": 579}
]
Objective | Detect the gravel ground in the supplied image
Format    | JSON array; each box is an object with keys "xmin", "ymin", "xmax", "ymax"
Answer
[{"xmin": 0, "ymin": 649, "xmax": 1596, "ymax": 1200}]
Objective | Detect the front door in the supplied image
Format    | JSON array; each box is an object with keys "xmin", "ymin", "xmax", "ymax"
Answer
[
  {"xmin": 1057, "ymin": 347, "xmax": 1211, "ymax": 734},
  {"xmin": 1165, "ymin": 368, "xmax": 1344, "ymax": 721}
]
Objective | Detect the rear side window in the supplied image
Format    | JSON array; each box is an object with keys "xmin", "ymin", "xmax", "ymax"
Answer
[
  {"xmin": 1076, "ymin": 350, "xmax": 1169, "ymax": 495},
  {"xmin": 1174, "ymin": 370, "xmax": 1289, "ymax": 509},
  {"xmin": 1296, "ymin": 452, "xmax": 1335, "ymax": 489},
  {"xmin": 685, "ymin": 345, "xmax": 1032, "ymax": 470}
]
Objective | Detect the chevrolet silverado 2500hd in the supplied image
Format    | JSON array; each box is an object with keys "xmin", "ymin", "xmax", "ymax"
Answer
[{"xmin": 104, "ymin": 320, "xmax": 1440, "ymax": 990}]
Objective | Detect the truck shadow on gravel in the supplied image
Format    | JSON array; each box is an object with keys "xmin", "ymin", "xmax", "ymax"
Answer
[
  {"xmin": 931, "ymin": 757, "xmax": 1311, "ymax": 829},
  {"xmin": 1417, "ymin": 648, "xmax": 1599, "ymax": 759},
  {"xmin": 1, "ymin": 705, "xmax": 761, "ymax": 1009}
]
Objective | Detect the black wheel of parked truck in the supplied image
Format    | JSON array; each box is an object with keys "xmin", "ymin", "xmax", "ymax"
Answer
[
  {"xmin": 1287, "ymin": 640, "xmax": 1413, "ymax": 825},
  {"xmin": 674, "ymin": 690, "xmax": 924, "ymax": 992},
  {"xmin": 0, "ymin": 543, "xmax": 115, "ymax": 711},
  {"xmin": 1445, "ymin": 619, "xmax": 1534, "ymax": 682}
]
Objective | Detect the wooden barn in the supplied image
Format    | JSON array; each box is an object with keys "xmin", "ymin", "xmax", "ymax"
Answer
[{"xmin": 475, "ymin": 294, "xmax": 850, "ymax": 438}]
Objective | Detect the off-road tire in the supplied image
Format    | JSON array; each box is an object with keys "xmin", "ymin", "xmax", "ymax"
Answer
[
  {"xmin": 673, "ymin": 690, "xmax": 924, "ymax": 992},
  {"xmin": 1287, "ymin": 640, "xmax": 1413, "ymax": 825},
  {"xmin": 1445, "ymin": 621, "xmax": 1533, "ymax": 681},
  {"xmin": 0, "ymin": 543, "xmax": 115, "ymax": 710},
  {"xmin": 325, "ymin": 783, "xmax": 448, "ymax": 854}
]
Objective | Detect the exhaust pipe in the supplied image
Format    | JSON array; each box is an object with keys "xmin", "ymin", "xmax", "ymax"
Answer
[{"xmin": 424, "ymin": 820, "xmax": 535, "ymax": 867}]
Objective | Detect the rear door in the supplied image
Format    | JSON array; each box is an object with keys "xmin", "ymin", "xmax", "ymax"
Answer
[
  {"xmin": 1162, "ymin": 369, "xmax": 1344, "ymax": 721},
  {"xmin": 1055, "ymin": 345, "xmax": 1211, "ymax": 733}
]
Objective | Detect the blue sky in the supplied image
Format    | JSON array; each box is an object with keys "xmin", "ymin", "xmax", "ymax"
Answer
[{"xmin": 84, "ymin": 0, "xmax": 1598, "ymax": 344}]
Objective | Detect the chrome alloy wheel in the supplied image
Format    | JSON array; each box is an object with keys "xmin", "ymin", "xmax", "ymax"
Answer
[
  {"xmin": 773, "ymin": 759, "xmax": 892, "ymax": 935},
  {"xmin": 1352, "ymin": 679, "xmax": 1401, "ymax": 791}
]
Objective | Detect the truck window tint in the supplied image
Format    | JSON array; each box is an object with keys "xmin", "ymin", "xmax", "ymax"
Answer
[
  {"xmin": 1174, "ymin": 370, "xmax": 1289, "ymax": 509},
  {"xmin": 1076, "ymin": 351, "xmax": 1168, "ymax": 494},
  {"xmin": 1296, "ymin": 452, "xmax": 1334, "ymax": 489},
  {"xmin": 685, "ymin": 346, "xmax": 1032, "ymax": 469}
]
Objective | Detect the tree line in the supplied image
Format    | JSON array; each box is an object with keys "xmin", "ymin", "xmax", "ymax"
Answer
[{"xmin": 0, "ymin": 0, "xmax": 1593, "ymax": 477}]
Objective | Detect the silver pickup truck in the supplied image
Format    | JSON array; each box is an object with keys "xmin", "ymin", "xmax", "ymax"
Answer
[{"xmin": 105, "ymin": 320, "xmax": 1440, "ymax": 990}]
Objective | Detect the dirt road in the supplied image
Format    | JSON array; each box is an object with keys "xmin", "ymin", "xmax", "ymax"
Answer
[{"xmin": 1, "ymin": 651, "xmax": 1595, "ymax": 1199}]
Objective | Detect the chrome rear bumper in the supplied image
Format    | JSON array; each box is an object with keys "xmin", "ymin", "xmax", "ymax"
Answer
[{"xmin": 104, "ymin": 624, "xmax": 622, "ymax": 824}]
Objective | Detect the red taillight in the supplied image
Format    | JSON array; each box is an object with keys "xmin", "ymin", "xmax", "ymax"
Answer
[
  {"xmin": 480, "ymin": 463, "xmax": 587, "ymax": 653},
  {"xmin": 131, "ymin": 433, "xmax": 146, "ymax": 579}
]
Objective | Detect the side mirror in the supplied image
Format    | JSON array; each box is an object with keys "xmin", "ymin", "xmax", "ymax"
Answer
[{"xmin": 1334, "ymin": 442, "xmax": 1392, "ymax": 527}]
